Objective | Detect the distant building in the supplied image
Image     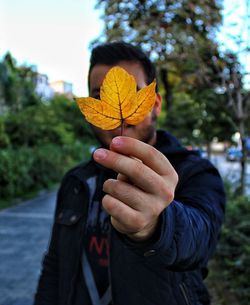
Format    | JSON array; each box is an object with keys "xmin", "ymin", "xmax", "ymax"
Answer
[
  {"xmin": 49, "ymin": 80, "xmax": 73, "ymax": 98},
  {"xmin": 35, "ymin": 74, "xmax": 74, "ymax": 100},
  {"xmin": 35, "ymin": 74, "xmax": 54, "ymax": 100}
]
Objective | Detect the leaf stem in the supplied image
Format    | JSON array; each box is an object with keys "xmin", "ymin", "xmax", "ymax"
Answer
[{"xmin": 121, "ymin": 120, "xmax": 124, "ymax": 136}]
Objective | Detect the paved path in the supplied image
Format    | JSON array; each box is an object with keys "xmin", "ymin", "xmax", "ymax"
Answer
[
  {"xmin": 0, "ymin": 191, "xmax": 57, "ymax": 305},
  {"xmin": 211, "ymin": 155, "xmax": 250, "ymax": 195}
]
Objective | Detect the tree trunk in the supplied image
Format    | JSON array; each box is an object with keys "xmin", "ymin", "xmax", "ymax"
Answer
[
  {"xmin": 206, "ymin": 141, "xmax": 212, "ymax": 160},
  {"xmin": 239, "ymin": 119, "xmax": 246, "ymax": 196},
  {"xmin": 159, "ymin": 68, "xmax": 173, "ymax": 111}
]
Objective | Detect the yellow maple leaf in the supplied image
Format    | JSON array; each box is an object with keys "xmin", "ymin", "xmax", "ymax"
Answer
[{"xmin": 75, "ymin": 66, "xmax": 156, "ymax": 131}]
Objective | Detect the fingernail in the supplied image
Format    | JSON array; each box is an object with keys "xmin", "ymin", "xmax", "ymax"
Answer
[
  {"xmin": 94, "ymin": 148, "xmax": 108, "ymax": 160},
  {"xmin": 112, "ymin": 137, "xmax": 123, "ymax": 146}
]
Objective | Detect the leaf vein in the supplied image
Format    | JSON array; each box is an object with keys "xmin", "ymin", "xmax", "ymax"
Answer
[{"xmin": 86, "ymin": 104, "xmax": 119, "ymax": 120}]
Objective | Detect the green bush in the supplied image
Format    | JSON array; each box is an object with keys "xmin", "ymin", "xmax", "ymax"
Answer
[
  {"xmin": 0, "ymin": 141, "xmax": 92, "ymax": 201},
  {"xmin": 0, "ymin": 147, "xmax": 34, "ymax": 198},
  {"xmin": 49, "ymin": 95, "xmax": 93, "ymax": 140},
  {"xmin": 4, "ymin": 103, "xmax": 76, "ymax": 147},
  {"xmin": 208, "ymin": 185, "xmax": 250, "ymax": 305},
  {"xmin": 0, "ymin": 117, "xmax": 9, "ymax": 148},
  {"xmin": 0, "ymin": 95, "xmax": 95, "ymax": 202},
  {"xmin": 0, "ymin": 55, "xmax": 96, "ymax": 205}
]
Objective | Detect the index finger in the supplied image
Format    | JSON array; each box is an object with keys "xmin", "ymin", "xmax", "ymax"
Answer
[{"xmin": 110, "ymin": 136, "xmax": 174, "ymax": 176}]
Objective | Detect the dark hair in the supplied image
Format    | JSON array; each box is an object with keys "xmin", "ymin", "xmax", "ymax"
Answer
[{"xmin": 88, "ymin": 41, "xmax": 157, "ymax": 91}]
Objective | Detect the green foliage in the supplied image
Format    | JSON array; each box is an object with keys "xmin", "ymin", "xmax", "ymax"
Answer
[
  {"xmin": 3, "ymin": 96, "xmax": 94, "ymax": 149},
  {"xmin": 0, "ymin": 117, "xmax": 9, "ymax": 147},
  {"xmin": 161, "ymin": 92, "xmax": 201, "ymax": 145},
  {"xmin": 93, "ymin": 0, "xmax": 223, "ymax": 96},
  {"xmin": 191, "ymin": 88, "xmax": 236, "ymax": 143},
  {"xmin": 0, "ymin": 103, "xmax": 95, "ymax": 200},
  {"xmin": 157, "ymin": 86, "xmax": 236, "ymax": 147},
  {"xmin": 0, "ymin": 52, "xmax": 40, "ymax": 112},
  {"xmin": 93, "ymin": 0, "xmax": 236, "ymax": 147},
  {"xmin": 94, "ymin": 0, "xmax": 222, "ymax": 62},
  {"xmin": 4, "ymin": 104, "xmax": 75, "ymax": 147},
  {"xmin": 0, "ymin": 147, "xmax": 35, "ymax": 199},
  {"xmin": 208, "ymin": 185, "xmax": 250, "ymax": 305},
  {"xmin": 0, "ymin": 142, "xmax": 92, "ymax": 200},
  {"xmin": 49, "ymin": 95, "xmax": 93, "ymax": 140},
  {"xmin": 0, "ymin": 54, "xmax": 96, "ymax": 203}
]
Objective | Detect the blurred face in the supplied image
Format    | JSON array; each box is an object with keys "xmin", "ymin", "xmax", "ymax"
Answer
[{"xmin": 89, "ymin": 61, "xmax": 162, "ymax": 148}]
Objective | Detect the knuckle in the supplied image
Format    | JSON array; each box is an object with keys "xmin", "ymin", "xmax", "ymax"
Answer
[
  {"xmin": 166, "ymin": 189, "xmax": 175, "ymax": 203},
  {"xmin": 148, "ymin": 174, "xmax": 159, "ymax": 189},
  {"xmin": 159, "ymin": 180, "xmax": 175, "ymax": 203},
  {"xmin": 103, "ymin": 179, "xmax": 111, "ymax": 191},
  {"xmin": 117, "ymin": 173, "xmax": 125, "ymax": 181},
  {"xmin": 108, "ymin": 181, "xmax": 120, "ymax": 196},
  {"xmin": 132, "ymin": 161, "xmax": 144, "ymax": 176},
  {"xmin": 173, "ymin": 171, "xmax": 179, "ymax": 186},
  {"xmin": 102, "ymin": 194, "xmax": 114, "ymax": 212},
  {"xmin": 147, "ymin": 145, "xmax": 157, "ymax": 160},
  {"xmin": 113, "ymin": 155, "xmax": 126, "ymax": 171},
  {"xmin": 111, "ymin": 181, "xmax": 130, "ymax": 202},
  {"xmin": 103, "ymin": 179, "xmax": 125, "ymax": 199},
  {"xmin": 158, "ymin": 179, "xmax": 168, "ymax": 195}
]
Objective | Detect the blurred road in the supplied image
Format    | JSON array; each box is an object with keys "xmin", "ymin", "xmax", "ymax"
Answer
[
  {"xmin": 0, "ymin": 191, "xmax": 56, "ymax": 305},
  {"xmin": 0, "ymin": 154, "xmax": 249, "ymax": 305},
  {"xmin": 210, "ymin": 155, "xmax": 250, "ymax": 195}
]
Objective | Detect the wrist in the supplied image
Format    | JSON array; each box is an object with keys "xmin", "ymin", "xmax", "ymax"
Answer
[{"xmin": 126, "ymin": 218, "xmax": 159, "ymax": 242}]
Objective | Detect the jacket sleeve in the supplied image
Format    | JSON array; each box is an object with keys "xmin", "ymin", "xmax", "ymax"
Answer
[{"xmin": 122, "ymin": 158, "xmax": 226, "ymax": 271}]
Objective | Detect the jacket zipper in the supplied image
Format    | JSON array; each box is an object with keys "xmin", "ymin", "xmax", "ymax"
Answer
[{"xmin": 179, "ymin": 282, "xmax": 191, "ymax": 305}]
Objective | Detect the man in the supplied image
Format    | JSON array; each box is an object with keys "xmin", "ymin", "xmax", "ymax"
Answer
[{"xmin": 34, "ymin": 42, "xmax": 225, "ymax": 305}]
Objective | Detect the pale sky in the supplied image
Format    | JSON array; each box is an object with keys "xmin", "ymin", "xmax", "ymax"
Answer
[
  {"xmin": 0, "ymin": 0, "xmax": 103, "ymax": 96},
  {"xmin": 0, "ymin": 0, "xmax": 249, "ymax": 96},
  {"xmin": 218, "ymin": 0, "xmax": 250, "ymax": 87}
]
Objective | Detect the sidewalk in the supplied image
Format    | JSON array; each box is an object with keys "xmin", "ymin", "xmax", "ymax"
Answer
[{"xmin": 0, "ymin": 191, "xmax": 57, "ymax": 305}]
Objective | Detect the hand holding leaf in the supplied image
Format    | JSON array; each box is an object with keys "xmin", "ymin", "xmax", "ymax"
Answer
[{"xmin": 75, "ymin": 66, "xmax": 156, "ymax": 133}]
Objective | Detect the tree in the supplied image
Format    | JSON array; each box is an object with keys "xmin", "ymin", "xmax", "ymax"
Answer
[
  {"xmin": 93, "ymin": 0, "xmax": 250, "ymax": 193},
  {"xmin": 160, "ymin": 84, "xmax": 236, "ymax": 155},
  {"xmin": 208, "ymin": 0, "xmax": 250, "ymax": 195},
  {"xmin": 93, "ymin": 0, "xmax": 223, "ymax": 111},
  {"xmin": 0, "ymin": 52, "xmax": 39, "ymax": 113},
  {"xmin": 93, "ymin": 0, "xmax": 236, "ymax": 147},
  {"xmin": 192, "ymin": 87, "xmax": 236, "ymax": 157},
  {"xmin": 0, "ymin": 53, "xmax": 19, "ymax": 112},
  {"xmin": 211, "ymin": 53, "xmax": 250, "ymax": 194}
]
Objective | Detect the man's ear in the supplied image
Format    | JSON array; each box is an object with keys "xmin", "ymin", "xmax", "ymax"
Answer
[{"xmin": 154, "ymin": 93, "xmax": 162, "ymax": 117}]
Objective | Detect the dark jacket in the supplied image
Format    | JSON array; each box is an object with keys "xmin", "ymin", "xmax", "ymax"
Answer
[{"xmin": 34, "ymin": 130, "xmax": 226, "ymax": 305}]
